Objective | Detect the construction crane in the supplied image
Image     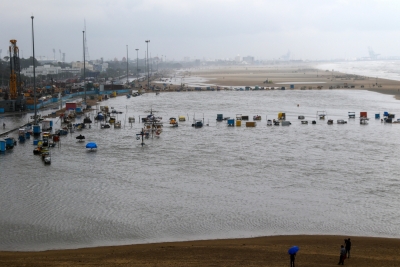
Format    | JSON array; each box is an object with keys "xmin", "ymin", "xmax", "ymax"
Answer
[{"xmin": 9, "ymin": 39, "xmax": 22, "ymax": 100}]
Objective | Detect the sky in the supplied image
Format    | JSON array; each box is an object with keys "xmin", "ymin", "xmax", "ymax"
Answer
[{"xmin": 1, "ymin": 0, "xmax": 400, "ymax": 62}]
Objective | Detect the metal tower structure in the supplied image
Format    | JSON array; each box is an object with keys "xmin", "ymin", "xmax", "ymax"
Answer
[{"xmin": 84, "ymin": 20, "xmax": 90, "ymax": 62}]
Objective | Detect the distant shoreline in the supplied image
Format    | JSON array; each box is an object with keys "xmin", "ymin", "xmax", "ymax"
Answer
[{"xmin": 147, "ymin": 65, "xmax": 400, "ymax": 100}]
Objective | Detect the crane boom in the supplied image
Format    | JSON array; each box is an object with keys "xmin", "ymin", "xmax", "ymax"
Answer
[{"xmin": 9, "ymin": 39, "xmax": 22, "ymax": 100}]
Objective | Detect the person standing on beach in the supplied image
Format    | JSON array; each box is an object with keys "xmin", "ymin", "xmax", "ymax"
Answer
[
  {"xmin": 338, "ymin": 245, "xmax": 346, "ymax": 265},
  {"xmin": 345, "ymin": 238, "xmax": 351, "ymax": 259},
  {"xmin": 290, "ymin": 253, "xmax": 296, "ymax": 267}
]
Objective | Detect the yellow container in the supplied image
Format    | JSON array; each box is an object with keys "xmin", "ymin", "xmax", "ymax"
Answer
[
  {"xmin": 111, "ymin": 91, "xmax": 117, "ymax": 97},
  {"xmin": 236, "ymin": 120, "xmax": 242, "ymax": 126},
  {"xmin": 246, "ymin": 122, "xmax": 256, "ymax": 127}
]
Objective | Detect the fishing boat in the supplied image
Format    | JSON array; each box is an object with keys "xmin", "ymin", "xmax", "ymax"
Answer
[
  {"xmin": 101, "ymin": 123, "xmax": 111, "ymax": 129},
  {"xmin": 109, "ymin": 116, "xmax": 116, "ymax": 124},
  {"xmin": 76, "ymin": 134, "xmax": 85, "ymax": 142},
  {"xmin": 114, "ymin": 121, "xmax": 122, "ymax": 128},
  {"xmin": 83, "ymin": 116, "xmax": 92, "ymax": 124},
  {"xmin": 95, "ymin": 112, "xmax": 105, "ymax": 121},
  {"xmin": 4, "ymin": 137, "xmax": 16, "ymax": 149},
  {"xmin": 360, "ymin": 117, "xmax": 369, "ymax": 124},
  {"xmin": 18, "ymin": 128, "xmax": 26, "ymax": 142},
  {"xmin": 178, "ymin": 116, "xmax": 186, "ymax": 121},
  {"xmin": 169, "ymin": 117, "xmax": 178, "ymax": 127},
  {"xmin": 348, "ymin": 112, "xmax": 355, "ymax": 119},
  {"xmin": 317, "ymin": 111, "xmax": 327, "ymax": 120},
  {"xmin": 267, "ymin": 120, "xmax": 272, "ymax": 126},
  {"xmin": 192, "ymin": 119, "xmax": 203, "ymax": 128}
]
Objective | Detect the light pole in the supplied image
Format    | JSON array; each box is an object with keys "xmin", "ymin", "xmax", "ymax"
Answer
[
  {"xmin": 83, "ymin": 30, "xmax": 86, "ymax": 105},
  {"xmin": 145, "ymin": 40, "xmax": 150, "ymax": 90},
  {"xmin": 31, "ymin": 15, "xmax": 37, "ymax": 125},
  {"xmin": 135, "ymin": 49, "xmax": 139, "ymax": 82},
  {"xmin": 126, "ymin": 45, "xmax": 129, "ymax": 85}
]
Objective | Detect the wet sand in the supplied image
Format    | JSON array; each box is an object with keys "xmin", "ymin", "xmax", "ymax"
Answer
[
  {"xmin": 1, "ymin": 235, "xmax": 400, "ymax": 266},
  {"xmin": 186, "ymin": 65, "xmax": 400, "ymax": 99}
]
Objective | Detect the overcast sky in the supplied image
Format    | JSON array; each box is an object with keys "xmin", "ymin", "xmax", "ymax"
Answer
[{"xmin": 1, "ymin": 0, "xmax": 400, "ymax": 62}]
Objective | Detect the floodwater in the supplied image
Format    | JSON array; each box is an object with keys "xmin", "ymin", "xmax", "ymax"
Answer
[{"xmin": 1, "ymin": 89, "xmax": 400, "ymax": 251}]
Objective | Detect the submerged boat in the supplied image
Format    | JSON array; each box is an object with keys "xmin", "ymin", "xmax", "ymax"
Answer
[{"xmin": 192, "ymin": 119, "xmax": 203, "ymax": 128}]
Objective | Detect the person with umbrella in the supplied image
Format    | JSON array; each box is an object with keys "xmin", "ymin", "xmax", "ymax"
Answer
[{"xmin": 288, "ymin": 246, "xmax": 299, "ymax": 267}]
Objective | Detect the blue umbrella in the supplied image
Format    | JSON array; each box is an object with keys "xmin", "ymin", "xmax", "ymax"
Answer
[
  {"xmin": 288, "ymin": 246, "xmax": 299, "ymax": 255},
  {"xmin": 86, "ymin": 142, "xmax": 97, "ymax": 149}
]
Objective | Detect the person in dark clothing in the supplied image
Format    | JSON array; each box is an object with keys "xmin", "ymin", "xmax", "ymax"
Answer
[
  {"xmin": 338, "ymin": 245, "xmax": 346, "ymax": 265},
  {"xmin": 290, "ymin": 253, "xmax": 296, "ymax": 267},
  {"xmin": 345, "ymin": 238, "xmax": 351, "ymax": 259}
]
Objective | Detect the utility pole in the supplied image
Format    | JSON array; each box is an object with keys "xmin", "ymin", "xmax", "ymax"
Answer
[{"xmin": 145, "ymin": 40, "xmax": 150, "ymax": 90}]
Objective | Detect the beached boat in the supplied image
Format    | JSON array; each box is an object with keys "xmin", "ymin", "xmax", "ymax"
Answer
[{"xmin": 253, "ymin": 115, "xmax": 262, "ymax": 121}]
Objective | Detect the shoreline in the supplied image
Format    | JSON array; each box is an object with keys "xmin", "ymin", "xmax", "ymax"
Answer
[
  {"xmin": 2, "ymin": 235, "xmax": 400, "ymax": 266},
  {"xmin": 161, "ymin": 65, "xmax": 400, "ymax": 100}
]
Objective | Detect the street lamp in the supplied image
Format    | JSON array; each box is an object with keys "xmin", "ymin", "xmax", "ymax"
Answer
[
  {"xmin": 135, "ymin": 49, "xmax": 139, "ymax": 82},
  {"xmin": 83, "ymin": 30, "xmax": 86, "ymax": 105},
  {"xmin": 145, "ymin": 40, "xmax": 150, "ymax": 90},
  {"xmin": 126, "ymin": 45, "xmax": 129, "ymax": 85},
  {"xmin": 31, "ymin": 15, "xmax": 37, "ymax": 125}
]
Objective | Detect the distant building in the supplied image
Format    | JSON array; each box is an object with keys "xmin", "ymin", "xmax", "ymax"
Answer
[
  {"xmin": 72, "ymin": 61, "xmax": 94, "ymax": 71},
  {"xmin": 184, "ymin": 56, "xmax": 190, "ymax": 62},
  {"xmin": 235, "ymin": 54, "xmax": 241, "ymax": 62},
  {"xmin": 21, "ymin": 65, "xmax": 81, "ymax": 77},
  {"xmin": 242, "ymin": 56, "xmax": 254, "ymax": 64}
]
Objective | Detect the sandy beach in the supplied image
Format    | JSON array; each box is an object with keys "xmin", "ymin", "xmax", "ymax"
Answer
[
  {"xmin": 3, "ymin": 64, "xmax": 400, "ymax": 266},
  {"xmin": 1, "ymin": 235, "xmax": 400, "ymax": 266},
  {"xmin": 181, "ymin": 65, "xmax": 400, "ymax": 100}
]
